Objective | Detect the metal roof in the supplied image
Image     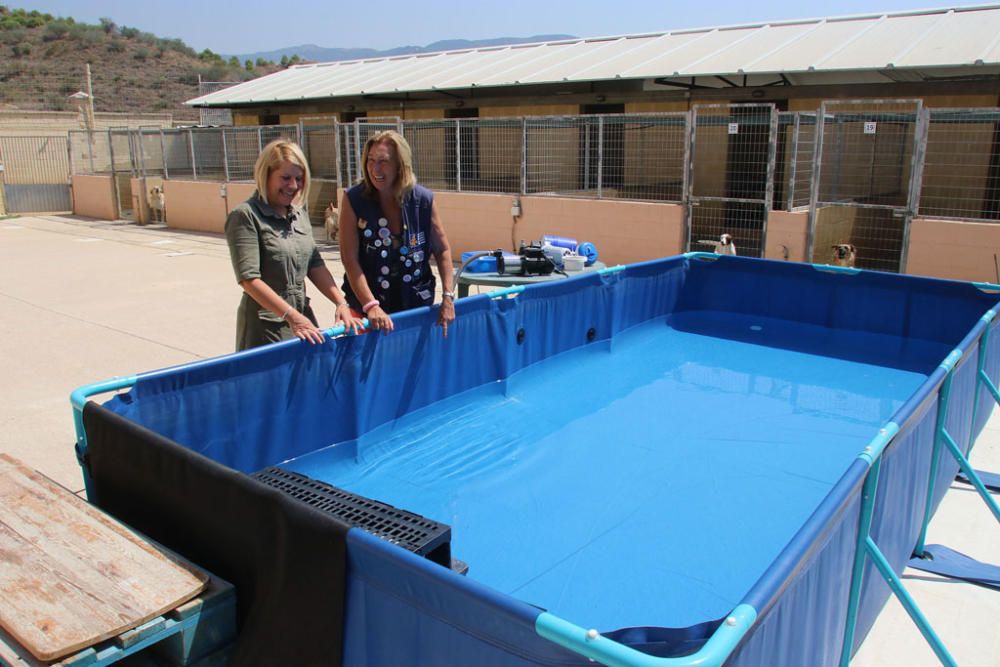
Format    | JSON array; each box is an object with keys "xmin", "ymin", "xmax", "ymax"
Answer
[{"xmin": 187, "ymin": 5, "xmax": 1000, "ymax": 107}]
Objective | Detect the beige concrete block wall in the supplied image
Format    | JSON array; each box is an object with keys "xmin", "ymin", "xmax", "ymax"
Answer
[
  {"xmin": 164, "ymin": 180, "xmax": 228, "ymax": 233},
  {"xmin": 435, "ymin": 192, "xmax": 685, "ymax": 265},
  {"xmin": 435, "ymin": 192, "xmax": 520, "ymax": 256},
  {"xmin": 71, "ymin": 175, "xmax": 118, "ymax": 220},
  {"xmin": 906, "ymin": 218, "xmax": 1000, "ymax": 283},
  {"xmin": 765, "ymin": 210, "xmax": 809, "ymax": 262},
  {"xmin": 226, "ymin": 183, "xmax": 257, "ymax": 215},
  {"xmin": 518, "ymin": 197, "xmax": 685, "ymax": 265}
]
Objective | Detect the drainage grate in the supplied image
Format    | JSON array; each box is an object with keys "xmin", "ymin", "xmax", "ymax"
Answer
[{"xmin": 251, "ymin": 466, "xmax": 455, "ymax": 569}]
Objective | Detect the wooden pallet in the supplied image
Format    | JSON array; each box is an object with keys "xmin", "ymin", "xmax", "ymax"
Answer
[{"xmin": 0, "ymin": 455, "xmax": 235, "ymax": 666}]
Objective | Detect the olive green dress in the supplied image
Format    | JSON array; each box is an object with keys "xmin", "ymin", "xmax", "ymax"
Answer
[{"xmin": 225, "ymin": 193, "xmax": 323, "ymax": 351}]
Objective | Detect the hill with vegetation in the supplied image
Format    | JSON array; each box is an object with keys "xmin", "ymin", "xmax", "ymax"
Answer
[
  {"xmin": 0, "ymin": 5, "xmax": 290, "ymax": 122},
  {"xmin": 0, "ymin": 5, "xmax": 575, "ymax": 124}
]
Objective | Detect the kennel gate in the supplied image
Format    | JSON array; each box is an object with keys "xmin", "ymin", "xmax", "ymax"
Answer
[
  {"xmin": 808, "ymin": 100, "xmax": 927, "ymax": 272},
  {"xmin": 686, "ymin": 103, "xmax": 778, "ymax": 258}
]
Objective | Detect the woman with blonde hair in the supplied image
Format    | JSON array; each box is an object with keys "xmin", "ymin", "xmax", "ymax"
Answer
[
  {"xmin": 338, "ymin": 130, "xmax": 456, "ymax": 336},
  {"xmin": 225, "ymin": 139, "xmax": 361, "ymax": 350}
]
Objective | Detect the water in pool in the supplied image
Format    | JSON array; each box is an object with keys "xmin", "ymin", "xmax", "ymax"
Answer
[{"xmin": 282, "ymin": 311, "xmax": 948, "ymax": 632}]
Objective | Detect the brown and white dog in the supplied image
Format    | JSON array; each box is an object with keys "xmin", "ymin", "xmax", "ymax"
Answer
[
  {"xmin": 715, "ymin": 233, "xmax": 737, "ymax": 256},
  {"xmin": 831, "ymin": 243, "xmax": 857, "ymax": 268},
  {"xmin": 696, "ymin": 233, "xmax": 738, "ymax": 256},
  {"xmin": 324, "ymin": 202, "xmax": 339, "ymax": 243},
  {"xmin": 149, "ymin": 186, "xmax": 165, "ymax": 223}
]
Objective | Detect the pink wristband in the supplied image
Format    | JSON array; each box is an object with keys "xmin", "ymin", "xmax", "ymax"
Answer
[{"xmin": 362, "ymin": 299, "xmax": 380, "ymax": 313}]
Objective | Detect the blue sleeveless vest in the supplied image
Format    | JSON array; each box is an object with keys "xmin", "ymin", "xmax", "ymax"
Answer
[{"xmin": 343, "ymin": 183, "xmax": 436, "ymax": 314}]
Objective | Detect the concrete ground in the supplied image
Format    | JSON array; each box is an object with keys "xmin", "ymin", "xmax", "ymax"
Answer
[{"xmin": 0, "ymin": 214, "xmax": 996, "ymax": 665}]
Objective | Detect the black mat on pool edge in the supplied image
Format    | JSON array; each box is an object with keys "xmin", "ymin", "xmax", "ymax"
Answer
[{"xmin": 82, "ymin": 402, "xmax": 349, "ymax": 667}]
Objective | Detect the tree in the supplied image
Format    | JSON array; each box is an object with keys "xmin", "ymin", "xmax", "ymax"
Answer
[
  {"xmin": 245, "ymin": 59, "xmax": 253, "ymax": 70},
  {"xmin": 228, "ymin": 55, "xmax": 239, "ymax": 67},
  {"xmin": 99, "ymin": 17, "xmax": 116, "ymax": 34}
]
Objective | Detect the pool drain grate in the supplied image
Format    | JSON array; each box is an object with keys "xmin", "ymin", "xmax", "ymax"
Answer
[{"xmin": 251, "ymin": 466, "xmax": 466, "ymax": 573}]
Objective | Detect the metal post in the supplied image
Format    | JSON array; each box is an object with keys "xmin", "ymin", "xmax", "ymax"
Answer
[
  {"xmin": 257, "ymin": 127, "xmax": 263, "ymax": 154},
  {"xmin": 136, "ymin": 129, "xmax": 147, "ymax": 178},
  {"xmin": 159, "ymin": 128, "xmax": 169, "ymax": 180},
  {"xmin": 107, "ymin": 129, "xmax": 121, "ymax": 219},
  {"xmin": 455, "ymin": 119, "xmax": 462, "ymax": 192},
  {"xmin": 806, "ymin": 103, "xmax": 826, "ymax": 263},
  {"xmin": 900, "ymin": 103, "xmax": 929, "ymax": 274},
  {"xmin": 334, "ymin": 121, "xmax": 342, "ymax": 190},
  {"xmin": 222, "ymin": 129, "xmax": 230, "ymax": 182},
  {"xmin": 683, "ymin": 108, "xmax": 696, "ymax": 252},
  {"xmin": 520, "ymin": 117, "xmax": 527, "ymax": 195},
  {"xmin": 584, "ymin": 118, "xmax": 592, "ymax": 190},
  {"xmin": 597, "ymin": 115, "xmax": 604, "ymax": 200},
  {"xmin": 353, "ymin": 121, "xmax": 362, "ymax": 183},
  {"xmin": 761, "ymin": 105, "xmax": 778, "ymax": 258},
  {"xmin": 787, "ymin": 113, "xmax": 801, "ymax": 211},
  {"xmin": 84, "ymin": 63, "xmax": 96, "ymax": 131},
  {"xmin": 188, "ymin": 129, "xmax": 197, "ymax": 180}
]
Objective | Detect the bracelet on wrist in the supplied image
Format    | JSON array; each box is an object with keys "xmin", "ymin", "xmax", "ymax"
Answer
[
  {"xmin": 280, "ymin": 306, "xmax": 293, "ymax": 321},
  {"xmin": 362, "ymin": 299, "xmax": 380, "ymax": 313},
  {"xmin": 441, "ymin": 291, "xmax": 455, "ymax": 300}
]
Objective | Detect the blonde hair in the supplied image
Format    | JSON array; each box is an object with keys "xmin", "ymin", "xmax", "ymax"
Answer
[
  {"xmin": 361, "ymin": 130, "xmax": 416, "ymax": 202},
  {"xmin": 254, "ymin": 139, "xmax": 311, "ymax": 207}
]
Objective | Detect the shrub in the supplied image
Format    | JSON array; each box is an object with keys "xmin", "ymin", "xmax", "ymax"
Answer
[
  {"xmin": 42, "ymin": 19, "xmax": 70, "ymax": 41},
  {"xmin": 108, "ymin": 38, "xmax": 125, "ymax": 52},
  {"xmin": 135, "ymin": 47, "xmax": 149, "ymax": 60},
  {"xmin": 99, "ymin": 17, "xmax": 116, "ymax": 34}
]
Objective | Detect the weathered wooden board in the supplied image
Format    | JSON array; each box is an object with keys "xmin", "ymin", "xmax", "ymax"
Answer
[{"xmin": 0, "ymin": 454, "xmax": 207, "ymax": 661}]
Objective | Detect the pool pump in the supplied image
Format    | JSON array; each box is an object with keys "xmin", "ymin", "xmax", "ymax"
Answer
[{"xmin": 494, "ymin": 242, "xmax": 557, "ymax": 276}]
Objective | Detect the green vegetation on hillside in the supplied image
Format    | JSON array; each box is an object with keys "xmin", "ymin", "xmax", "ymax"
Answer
[{"xmin": 0, "ymin": 5, "xmax": 300, "ymax": 120}]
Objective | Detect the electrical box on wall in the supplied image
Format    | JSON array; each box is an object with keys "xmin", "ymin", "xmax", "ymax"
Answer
[{"xmin": 511, "ymin": 197, "xmax": 521, "ymax": 218}]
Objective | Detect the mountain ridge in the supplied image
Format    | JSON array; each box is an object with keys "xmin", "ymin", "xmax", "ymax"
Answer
[{"xmin": 228, "ymin": 35, "xmax": 576, "ymax": 63}]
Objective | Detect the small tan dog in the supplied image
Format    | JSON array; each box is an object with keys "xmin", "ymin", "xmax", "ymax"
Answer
[
  {"xmin": 831, "ymin": 243, "xmax": 857, "ymax": 268},
  {"xmin": 324, "ymin": 202, "xmax": 339, "ymax": 243},
  {"xmin": 149, "ymin": 186, "xmax": 165, "ymax": 223}
]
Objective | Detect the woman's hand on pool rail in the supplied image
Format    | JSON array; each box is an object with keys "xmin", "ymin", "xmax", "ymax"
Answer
[
  {"xmin": 366, "ymin": 304, "xmax": 394, "ymax": 334},
  {"xmin": 437, "ymin": 295, "xmax": 455, "ymax": 338},
  {"xmin": 334, "ymin": 303, "xmax": 364, "ymax": 335},
  {"xmin": 286, "ymin": 309, "xmax": 328, "ymax": 344}
]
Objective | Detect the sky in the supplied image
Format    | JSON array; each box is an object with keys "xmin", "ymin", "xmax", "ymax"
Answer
[{"xmin": 13, "ymin": 0, "xmax": 964, "ymax": 55}]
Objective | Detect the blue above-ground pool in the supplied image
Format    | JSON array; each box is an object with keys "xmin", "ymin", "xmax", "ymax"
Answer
[{"xmin": 72, "ymin": 254, "xmax": 1000, "ymax": 666}]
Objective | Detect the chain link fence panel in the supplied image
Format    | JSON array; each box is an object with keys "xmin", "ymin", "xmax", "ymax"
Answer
[{"xmin": 920, "ymin": 108, "xmax": 1000, "ymax": 221}]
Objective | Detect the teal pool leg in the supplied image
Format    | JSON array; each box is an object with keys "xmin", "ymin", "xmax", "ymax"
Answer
[
  {"xmin": 914, "ymin": 370, "xmax": 954, "ymax": 558},
  {"xmin": 863, "ymin": 536, "xmax": 958, "ymax": 667},
  {"xmin": 966, "ymin": 330, "xmax": 989, "ymax": 454},
  {"xmin": 840, "ymin": 457, "xmax": 882, "ymax": 667},
  {"xmin": 941, "ymin": 429, "xmax": 1000, "ymax": 523}
]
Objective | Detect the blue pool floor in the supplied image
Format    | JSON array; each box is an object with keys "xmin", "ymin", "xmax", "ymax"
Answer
[{"xmin": 282, "ymin": 311, "xmax": 948, "ymax": 632}]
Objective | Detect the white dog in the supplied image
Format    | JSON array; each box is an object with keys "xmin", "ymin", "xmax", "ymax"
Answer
[
  {"xmin": 149, "ymin": 186, "xmax": 165, "ymax": 223},
  {"xmin": 324, "ymin": 202, "xmax": 339, "ymax": 243},
  {"xmin": 831, "ymin": 243, "xmax": 857, "ymax": 268}
]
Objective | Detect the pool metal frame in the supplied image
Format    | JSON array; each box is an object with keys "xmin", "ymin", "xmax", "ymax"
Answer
[{"xmin": 71, "ymin": 255, "xmax": 1000, "ymax": 667}]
